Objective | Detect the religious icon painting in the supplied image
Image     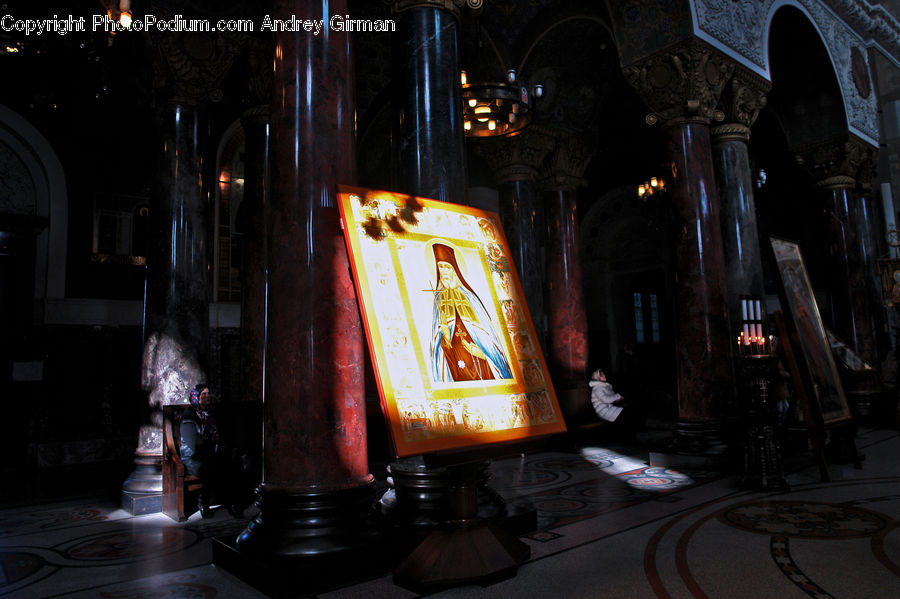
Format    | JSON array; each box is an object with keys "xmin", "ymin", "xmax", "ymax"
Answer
[{"xmin": 337, "ymin": 185, "xmax": 566, "ymax": 457}]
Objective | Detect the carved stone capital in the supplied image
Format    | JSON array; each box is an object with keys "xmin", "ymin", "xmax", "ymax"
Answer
[
  {"xmin": 152, "ymin": 30, "xmax": 245, "ymax": 107},
  {"xmin": 815, "ymin": 175, "xmax": 857, "ymax": 190},
  {"xmin": 538, "ymin": 130, "xmax": 595, "ymax": 192},
  {"xmin": 710, "ymin": 123, "xmax": 750, "ymax": 143},
  {"xmin": 244, "ymin": 35, "xmax": 274, "ymax": 110},
  {"xmin": 472, "ymin": 126, "xmax": 556, "ymax": 184},
  {"xmin": 623, "ymin": 38, "xmax": 735, "ymax": 127},
  {"xmin": 241, "ymin": 104, "xmax": 271, "ymax": 126},
  {"xmin": 389, "ymin": 0, "xmax": 481, "ymax": 19},
  {"xmin": 794, "ymin": 134, "xmax": 878, "ymax": 187},
  {"xmin": 717, "ymin": 66, "xmax": 770, "ymax": 129}
]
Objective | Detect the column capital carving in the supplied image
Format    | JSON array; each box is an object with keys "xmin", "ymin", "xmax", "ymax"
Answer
[
  {"xmin": 539, "ymin": 130, "xmax": 595, "ymax": 192},
  {"xmin": 388, "ymin": 0, "xmax": 482, "ymax": 19},
  {"xmin": 472, "ymin": 126, "xmax": 556, "ymax": 184},
  {"xmin": 794, "ymin": 134, "xmax": 878, "ymax": 189},
  {"xmin": 710, "ymin": 123, "xmax": 750, "ymax": 143},
  {"xmin": 152, "ymin": 30, "xmax": 245, "ymax": 107},
  {"xmin": 623, "ymin": 38, "xmax": 735, "ymax": 127},
  {"xmin": 717, "ymin": 66, "xmax": 770, "ymax": 129},
  {"xmin": 241, "ymin": 104, "xmax": 270, "ymax": 125},
  {"xmin": 243, "ymin": 35, "xmax": 273, "ymax": 111}
]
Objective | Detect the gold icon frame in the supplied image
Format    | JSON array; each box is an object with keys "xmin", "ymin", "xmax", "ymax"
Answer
[{"xmin": 337, "ymin": 185, "xmax": 566, "ymax": 457}]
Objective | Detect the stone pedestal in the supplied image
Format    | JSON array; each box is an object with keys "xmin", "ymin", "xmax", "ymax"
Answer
[{"xmin": 121, "ymin": 423, "xmax": 163, "ymax": 515}]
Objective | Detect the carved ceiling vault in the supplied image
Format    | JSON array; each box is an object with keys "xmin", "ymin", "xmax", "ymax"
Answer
[{"xmin": 692, "ymin": 0, "xmax": 887, "ymax": 145}]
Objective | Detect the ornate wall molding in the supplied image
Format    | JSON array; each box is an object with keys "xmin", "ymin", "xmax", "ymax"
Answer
[
  {"xmin": 622, "ymin": 38, "xmax": 735, "ymax": 126},
  {"xmin": 691, "ymin": 0, "xmax": 883, "ymax": 144}
]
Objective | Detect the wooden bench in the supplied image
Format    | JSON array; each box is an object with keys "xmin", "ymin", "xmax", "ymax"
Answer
[{"xmin": 162, "ymin": 404, "xmax": 204, "ymax": 521}]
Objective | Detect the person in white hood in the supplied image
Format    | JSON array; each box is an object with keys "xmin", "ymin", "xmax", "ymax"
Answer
[{"xmin": 589, "ymin": 368, "xmax": 625, "ymax": 423}]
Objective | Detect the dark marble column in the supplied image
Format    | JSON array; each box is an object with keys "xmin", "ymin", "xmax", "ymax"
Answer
[
  {"xmin": 500, "ymin": 175, "xmax": 544, "ymax": 337},
  {"xmin": 546, "ymin": 186, "xmax": 589, "ymax": 385},
  {"xmin": 666, "ymin": 120, "xmax": 736, "ymax": 450},
  {"xmin": 239, "ymin": 105, "xmax": 269, "ymax": 405},
  {"xmin": 795, "ymin": 136, "xmax": 882, "ymax": 413},
  {"xmin": 816, "ymin": 177, "xmax": 879, "ymax": 387},
  {"xmin": 712, "ymin": 124, "xmax": 766, "ymax": 334},
  {"xmin": 540, "ymin": 133, "xmax": 594, "ymax": 424},
  {"xmin": 472, "ymin": 129, "xmax": 556, "ymax": 347},
  {"xmin": 622, "ymin": 40, "xmax": 737, "ymax": 456},
  {"xmin": 393, "ymin": 1, "xmax": 467, "ymax": 203},
  {"xmin": 123, "ymin": 100, "xmax": 209, "ymax": 515},
  {"xmin": 236, "ymin": 0, "xmax": 375, "ymax": 558}
]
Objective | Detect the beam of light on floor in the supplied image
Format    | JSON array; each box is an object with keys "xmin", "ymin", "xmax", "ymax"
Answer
[{"xmin": 578, "ymin": 445, "xmax": 697, "ymax": 492}]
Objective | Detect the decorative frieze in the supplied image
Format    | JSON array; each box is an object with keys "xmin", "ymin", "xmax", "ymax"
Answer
[{"xmin": 692, "ymin": 0, "xmax": 881, "ymax": 143}]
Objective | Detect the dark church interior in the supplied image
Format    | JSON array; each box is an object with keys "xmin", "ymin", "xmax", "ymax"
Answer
[{"xmin": 2, "ymin": 0, "xmax": 900, "ymax": 597}]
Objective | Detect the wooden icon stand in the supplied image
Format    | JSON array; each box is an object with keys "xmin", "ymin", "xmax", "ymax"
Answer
[{"xmin": 392, "ymin": 459, "xmax": 530, "ymax": 592}]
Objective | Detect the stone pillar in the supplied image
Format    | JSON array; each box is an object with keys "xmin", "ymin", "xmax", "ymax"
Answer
[
  {"xmin": 235, "ymin": 0, "xmax": 376, "ymax": 558},
  {"xmin": 541, "ymin": 132, "xmax": 594, "ymax": 424},
  {"xmin": 624, "ymin": 40, "xmax": 737, "ymax": 455},
  {"xmin": 473, "ymin": 129, "xmax": 555, "ymax": 347},
  {"xmin": 393, "ymin": 0, "xmax": 469, "ymax": 203},
  {"xmin": 239, "ymin": 104, "xmax": 269, "ymax": 405},
  {"xmin": 239, "ymin": 40, "xmax": 273, "ymax": 405},
  {"xmin": 125, "ymin": 101, "xmax": 208, "ymax": 514},
  {"xmin": 124, "ymin": 33, "xmax": 241, "ymax": 514},
  {"xmin": 797, "ymin": 136, "xmax": 882, "ymax": 407},
  {"xmin": 711, "ymin": 71, "xmax": 771, "ymax": 339}
]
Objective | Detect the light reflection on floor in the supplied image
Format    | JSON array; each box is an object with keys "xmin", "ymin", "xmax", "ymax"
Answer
[{"xmin": 579, "ymin": 445, "xmax": 698, "ymax": 491}]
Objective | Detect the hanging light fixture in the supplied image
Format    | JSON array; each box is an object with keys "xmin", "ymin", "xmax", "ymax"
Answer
[
  {"xmin": 637, "ymin": 176, "xmax": 665, "ymax": 198},
  {"xmin": 460, "ymin": 68, "xmax": 542, "ymax": 137}
]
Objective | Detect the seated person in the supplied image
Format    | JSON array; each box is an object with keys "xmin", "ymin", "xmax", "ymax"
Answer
[
  {"xmin": 589, "ymin": 368, "xmax": 640, "ymax": 442},
  {"xmin": 181, "ymin": 383, "xmax": 252, "ymax": 518}
]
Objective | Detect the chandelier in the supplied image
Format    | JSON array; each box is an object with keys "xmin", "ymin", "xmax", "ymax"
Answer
[
  {"xmin": 637, "ymin": 177, "xmax": 665, "ymax": 198},
  {"xmin": 460, "ymin": 69, "xmax": 542, "ymax": 137}
]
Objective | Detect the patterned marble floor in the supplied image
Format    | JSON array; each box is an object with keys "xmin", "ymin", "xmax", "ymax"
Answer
[{"xmin": 2, "ymin": 426, "xmax": 898, "ymax": 598}]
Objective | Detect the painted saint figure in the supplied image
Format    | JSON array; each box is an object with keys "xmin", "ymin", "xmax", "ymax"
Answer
[{"xmin": 430, "ymin": 243, "xmax": 513, "ymax": 382}]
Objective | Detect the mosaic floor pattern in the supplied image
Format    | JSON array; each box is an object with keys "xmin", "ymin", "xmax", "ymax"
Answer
[{"xmin": 1, "ymin": 428, "xmax": 898, "ymax": 598}]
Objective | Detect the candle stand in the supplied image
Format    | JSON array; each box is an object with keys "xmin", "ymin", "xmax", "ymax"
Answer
[{"xmin": 735, "ymin": 353, "xmax": 790, "ymax": 492}]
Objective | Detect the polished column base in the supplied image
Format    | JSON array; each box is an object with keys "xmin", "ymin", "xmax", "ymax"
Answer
[
  {"xmin": 214, "ymin": 530, "xmax": 393, "ymax": 598},
  {"xmin": 650, "ymin": 419, "xmax": 738, "ymax": 471},
  {"xmin": 120, "ymin": 425, "xmax": 163, "ymax": 515},
  {"xmin": 235, "ymin": 478, "xmax": 380, "ymax": 558}
]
